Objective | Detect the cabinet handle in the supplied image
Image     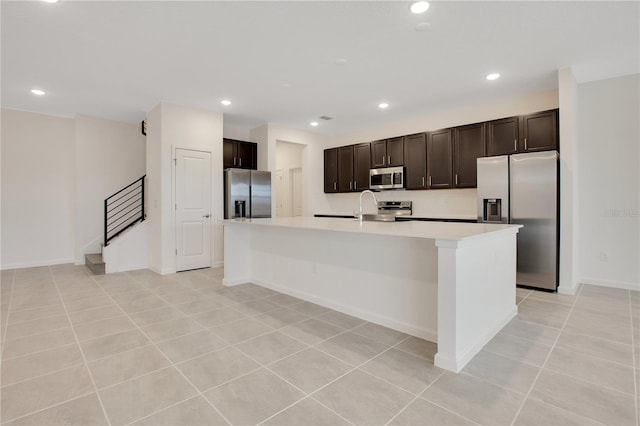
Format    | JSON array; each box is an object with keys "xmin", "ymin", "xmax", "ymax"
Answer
[
  {"xmin": 429, "ymin": 176, "xmax": 432, "ymax": 186},
  {"xmin": 354, "ymin": 181, "xmax": 357, "ymax": 190},
  {"xmin": 455, "ymin": 174, "xmax": 458, "ymax": 186},
  {"xmin": 524, "ymin": 138, "xmax": 528, "ymax": 151},
  {"xmin": 382, "ymin": 156, "xmax": 386, "ymax": 166},
  {"xmin": 387, "ymin": 155, "xmax": 391, "ymax": 165},
  {"xmin": 239, "ymin": 157, "xmax": 242, "ymax": 167},
  {"xmin": 233, "ymin": 157, "xmax": 237, "ymax": 166},
  {"xmin": 334, "ymin": 182, "xmax": 337, "ymax": 191},
  {"xmin": 422, "ymin": 176, "xmax": 425, "ymax": 187},
  {"xmin": 514, "ymin": 139, "xmax": 517, "ymax": 152},
  {"xmin": 349, "ymin": 181, "xmax": 352, "ymax": 190}
]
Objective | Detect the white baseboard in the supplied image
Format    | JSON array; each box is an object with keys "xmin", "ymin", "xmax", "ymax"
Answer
[
  {"xmin": 435, "ymin": 306, "xmax": 518, "ymax": 373},
  {"xmin": 1, "ymin": 258, "xmax": 75, "ymax": 271},
  {"xmin": 149, "ymin": 266, "xmax": 175, "ymax": 276},
  {"xmin": 580, "ymin": 277, "xmax": 640, "ymax": 292},
  {"xmin": 252, "ymin": 277, "xmax": 438, "ymax": 343}
]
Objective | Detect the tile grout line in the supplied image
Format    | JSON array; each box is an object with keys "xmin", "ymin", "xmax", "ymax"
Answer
[
  {"xmin": 627, "ymin": 289, "xmax": 639, "ymax": 426},
  {"xmin": 89, "ymin": 270, "xmax": 235, "ymax": 426},
  {"xmin": 509, "ymin": 283, "xmax": 586, "ymax": 426},
  {"xmin": 47, "ymin": 266, "xmax": 114, "ymax": 426},
  {"xmin": 1, "ymin": 269, "xmax": 16, "ymax": 360},
  {"xmin": 385, "ymin": 370, "xmax": 482, "ymax": 426},
  {"xmin": 0, "ymin": 269, "xmax": 16, "ymax": 424}
]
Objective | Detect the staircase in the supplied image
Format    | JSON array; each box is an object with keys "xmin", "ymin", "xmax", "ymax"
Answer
[
  {"xmin": 85, "ymin": 252, "xmax": 105, "ymax": 275},
  {"xmin": 85, "ymin": 175, "xmax": 146, "ymax": 275}
]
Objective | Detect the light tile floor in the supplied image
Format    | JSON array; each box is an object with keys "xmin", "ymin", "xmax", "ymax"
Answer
[{"xmin": 0, "ymin": 265, "xmax": 638, "ymax": 425}]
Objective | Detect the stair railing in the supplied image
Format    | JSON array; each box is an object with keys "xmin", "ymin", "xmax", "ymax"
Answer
[{"xmin": 104, "ymin": 175, "xmax": 146, "ymax": 246}]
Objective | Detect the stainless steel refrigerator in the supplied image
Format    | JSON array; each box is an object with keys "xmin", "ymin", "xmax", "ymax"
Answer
[
  {"xmin": 224, "ymin": 169, "xmax": 272, "ymax": 219},
  {"xmin": 477, "ymin": 151, "xmax": 559, "ymax": 291}
]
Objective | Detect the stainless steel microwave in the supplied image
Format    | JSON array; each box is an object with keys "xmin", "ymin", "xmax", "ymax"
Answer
[{"xmin": 370, "ymin": 166, "xmax": 404, "ymax": 190}]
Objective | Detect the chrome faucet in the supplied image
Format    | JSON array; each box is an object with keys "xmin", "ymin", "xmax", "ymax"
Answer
[{"xmin": 358, "ymin": 190, "xmax": 378, "ymax": 223}]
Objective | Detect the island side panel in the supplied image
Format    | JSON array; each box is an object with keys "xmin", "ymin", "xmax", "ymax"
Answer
[
  {"xmin": 246, "ymin": 224, "xmax": 439, "ymax": 341},
  {"xmin": 434, "ymin": 231, "xmax": 518, "ymax": 372},
  {"xmin": 222, "ymin": 222, "xmax": 252, "ymax": 286}
]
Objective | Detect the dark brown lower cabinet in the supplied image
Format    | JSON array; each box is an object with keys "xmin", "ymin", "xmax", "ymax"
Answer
[
  {"xmin": 404, "ymin": 133, "xmax": 427, "ymax": 189},
  {"xmin": 453, "ymin": 123, "xmax": 486, "ymax": 188},
  {"xmin": 427, "ymin": 129, "xmax": 453, "ymax": 189}
]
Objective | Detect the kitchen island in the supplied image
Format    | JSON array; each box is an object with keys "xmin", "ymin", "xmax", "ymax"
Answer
[{"xmin": 222, "ymin": 217, "xmax": 521, "ymax": 372}]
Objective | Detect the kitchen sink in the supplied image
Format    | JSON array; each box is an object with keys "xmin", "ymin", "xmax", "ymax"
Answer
[{"xmin": 360, "ymin": 214, "xmax": 396, "ymax": 222}]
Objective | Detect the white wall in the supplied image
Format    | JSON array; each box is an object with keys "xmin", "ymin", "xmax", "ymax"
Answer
[
  {"xmin": 1, "ymin": 109, "xmax": 75, "ymax": 269},
  {"xmin": 250, "ymin": 124, "xmax": 329, "ymax": 218},
  {"xmin": 146, "ymin": 102, "xmax": 224, "ymax": 274},
  {"xmin": 222, "ymin": 123, "xmax": 251, "ymax": 142},
  {"xmin": 577, "ymin": 73, "xmax": 640, "ymax": 290},
  {"xmin": 317, "ymin": 90, "xmax": 559, "ymax": 218},
  {"xmin": 74, "ymin": 115, "xmax": 145, "ymax": 264},
  {"xmin": 558, "ymin": 68, "xmax": 580, "ymax": 294}
]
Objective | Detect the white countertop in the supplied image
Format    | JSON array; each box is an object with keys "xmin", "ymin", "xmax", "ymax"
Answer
[
  {"xmin": 314, "ymin": 213, "xmax": 477, "ymax": 221},
  {"xmin": 223, "ymin": 217, "xmax": 521, "ymax": 242}
]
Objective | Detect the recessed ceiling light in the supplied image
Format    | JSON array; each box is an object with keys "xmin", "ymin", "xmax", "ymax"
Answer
[
  {"xmin": 410, "ymin": 1, "xmax": 430, "ymax": 14},
  {"xmin": 415, "ymin": 22, "xmax": 431, "ymax": 31},
  {"xmin": 42, "ymin": 0, "xmax": 59, "ymax": 3},
  {"xmin": 310, "ymin": 122, "xmax": 319, "ymax": 127},
  {"xmin": 221, "ymin": 100, "xmax": 231, "ymax": 106},
  {"xmin": 30, "ymin": 88, "xmax": 46, "ymax": 96},
  {"xmin": 378, "ymin": 103, "xmax": 389, "ymax": 109},
  {"xmin": 486, "ymin": 73, "xmax": 501, "ymax": 81}
]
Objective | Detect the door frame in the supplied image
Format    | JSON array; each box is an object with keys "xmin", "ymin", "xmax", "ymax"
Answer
[{"xmin": 172, "ymin": 146, "xmax": 213, "ymax": 272}]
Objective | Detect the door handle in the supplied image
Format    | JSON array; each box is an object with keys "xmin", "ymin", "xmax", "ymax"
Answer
[{"xmin": 203, "ymin": 214, "xmax": 211, "ymax": 218}]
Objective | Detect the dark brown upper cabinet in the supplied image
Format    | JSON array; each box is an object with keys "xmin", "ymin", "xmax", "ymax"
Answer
[
  {"xmin": 223, "ymin": 138, "xmax": 257, "ymax": 169},
  {"xmin": 324, "ymin": 148, "xmax": 338, "ymax": 193},
  {"xmin": 371, "ymin": 137, "xmax": 404, "ymax": 168},
  {"xmin": 487, "ymin": 117, "xmax": 519, "ymax": 156},
  {"xmin": 403, "ymin": 133, "xmax": 427, "ymax": 189},
  {"xmin": 337, "ymin": 146, "xmax": 354, "ymax": 192},
  {"xmin": 453, "ymin": 123, "xmax": 486, "ymax": 188},
  {"xmin": 353, "ymin": 143, "xmax": 371, "ymax": 191},
  {"xmin": 427, "ymin": 129, "xmax": 453, "ymax": 189},
  {"xmin": 522, "ymin": 109, "xmax": 558, "ymax": 152}
]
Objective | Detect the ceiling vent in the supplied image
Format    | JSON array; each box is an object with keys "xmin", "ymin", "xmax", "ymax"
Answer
[{"xmin": 320, "ymin": 116, "xmax": 333, "ymax": 121}]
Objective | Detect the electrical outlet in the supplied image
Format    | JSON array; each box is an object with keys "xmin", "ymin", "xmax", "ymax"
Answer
[{"xmin": 599, "ymin": 252, "xmax": 608, "ymax": 262}]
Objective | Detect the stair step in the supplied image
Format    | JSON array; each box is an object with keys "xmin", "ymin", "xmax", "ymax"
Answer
[{"xmin": 85, "ymin": 253, "xmax": 105, "ymax": 275}]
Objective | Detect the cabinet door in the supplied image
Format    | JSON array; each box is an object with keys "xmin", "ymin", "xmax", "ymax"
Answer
[
  {"xmin": 370, "ymin": 140, "xmax": 387, "ymax": 168},
  {"xmin": 427, "ymin": 129, "xmax": 453, "ymax": 189},
  {"xmin": 454, "ymin": 123, "xmax": 486, "ymax": 188},
  {"xmin": 387, "ymin": 137, "xmax": 404, "ymax": 166},
  {"xmin": 223, "ymin": 139, "xmax": 236, "ymax": 168},
  {"xmin": 338, "ymin": 146, "xmax": 354, "ymax": 192},
  {"xmin": 487, "ymin": 116, "xmax": 519, "ymax": 156},
  {"xmin": 403, "ymin": 133, "xmax": 427, "ymax": 189},
  {"xmin": 324, "ymin": 148, "xmax": 338, "ymax": 193},
  {"xmin": 353, "ymin": 143, "xmax": 371, "ymax": 191},
  {"xmin": 522, "ymin": 109, "xmax": 558, "ymax": 152},
  {"xmin": 236, "ymin": 142, "xmax": 256, "ymax": 169}
]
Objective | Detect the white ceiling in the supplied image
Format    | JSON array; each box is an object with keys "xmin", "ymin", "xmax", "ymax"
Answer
[{"xmin": 2, "ymin": 1, "xmax": 638, "ymax": 136}]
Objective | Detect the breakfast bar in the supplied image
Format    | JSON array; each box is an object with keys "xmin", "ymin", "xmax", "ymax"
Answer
[{"xmin": 223, "ymin": 217, "xmax": 521, "ymax": 372}]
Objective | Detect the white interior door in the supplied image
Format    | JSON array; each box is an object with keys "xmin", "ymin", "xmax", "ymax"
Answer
[
  {"xmin": 291, "ymin": 167, "xmax": 303, "ymax": 217},
  {"xmin": 175, "ymin": 148, "xmax": 211, "ymax": 271}
]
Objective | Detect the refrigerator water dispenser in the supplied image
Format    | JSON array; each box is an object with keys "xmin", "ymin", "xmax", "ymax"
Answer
[{"xmin": 483, "ymin": 198, "xmax": 503, "ymax": 222}]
